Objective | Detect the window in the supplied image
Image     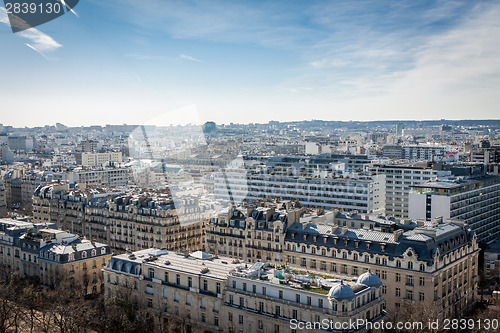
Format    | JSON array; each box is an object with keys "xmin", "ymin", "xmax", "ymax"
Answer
[
  {"xmin": 201, "ymin": 298, "xmax": 206, "ymax": 309},
  {"xmin": 228, "ymin": 312, "xmax": 233, "ymax": 322},
  {"xmin": 395, "ymin": 288, "xmax": 401, "ymax": 297},
  {"xmin": 381, "ymin": 271, "xmax": 387, "ymax": 280},
  {"xmin": 382, "ymin": 286, "xmax": 387, "ymax": 294},
  {"xmin": 214, "ymin": 316, "xmax": 219, "ymax": 327},
  {"xmin": 147, "ymin": 298, "xmax": 152, "ymax": 308},
  {"xmin": 262, "ymin": 286, "xmax": 266, "ymax": 295},
  {"xmin": 174, "ymin": 291, "xmax": 179, "ymax": 302},
  {"xmin": 296, "ymin": 294, "xmax": 300, "ymax": 303},
  {"xmin": 406, "ymin": 290, "xmax": 413, "ymax": 301},
  {"xmin": 275, "ymin": 305, "xmax": 280, "ymax": 316},
  {"xmin": 318, "ymin": 299, "xmax": 323, "ymax": 308},
  {"xmin": 307, "ymin": 296, "xmax": 311, "ymax": 305},
  {"xmin": 176, "ymin": 274, "xmax": 181, "ymax": 285},
  {"xmin": 252, "ymin": 284, "xmax": 256, "ymax": 293},
  {"xmin": 419, "ymin": 292, "xmax": 425, "ymax": 301},
  {"xmin": 406, "ymin": 275, "xmax": 414, "ymax": 286},
  {"xmin": 396, "ymin": 273, "xmax": 401, "ymax": 282},
  {"xmin": 239, "ymin": 297, "xmax": 244, "ymax": 307},
  {"xmin": 164, "ymin": 272, "xmax": 169, "ymax": 283},
  {"xmin": 292, "ymin": 310, "xmax": 298, "ymax": 319},
  {"xmin": 188, "ymin": 276, "xmax": 192, "ymax": 288},
  {"xmin": 239, "ymin": 315, "xmax": 244, "ymax": 324},
  {"xmin": 408, "ymin": 262, "xmax": 413, "ymax": 270},
  {"xmin": 216, "ymin": 282, "xmax": 221, "ymax": 294},
  {"xmin": 419, "ymin": 277, "xmax": 425, "ymax": 286},
  {"xmin": 396, "ymin": 260, "xmax": 401, "ymax": 268},
  {"xmin": 201, "ymin": 313, "xmax": 206, "ymax": 323},
  {"xmin": 203, "ymin": 279, "xmax": 208, "ymax": 291},
  {"xmin": 279, "ymin": 290, "xmax": 283, "ymax": 299},
  {"xmin": 148, "ymin": 268, "xmax": 155, "ymax": 279},
  {"xmin": 186, "ymin": 294, "xmax": 191, "ymax": 305},
  {"xmin": 420, "ymin": 263, "xmax": 425, "ymax": 271},
  {"xmin": 243, "ymin": 283, "xmax": 247, "ymax": 291},
  {"xmin": 214, "ymin": 301, "xmax": 219, "ymax": 313}
]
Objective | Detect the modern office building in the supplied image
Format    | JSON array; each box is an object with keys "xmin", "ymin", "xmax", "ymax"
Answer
[
  {"xmin": 366, "ymin": 163, "xmax": 449, "ymax": 218},
  {"xmin": 214, "ymin": 155, "xmax": 385, "ymax": 214},
  {"xmin": 409, "ymin": 174, "xmax": 500, "ymax": 243}
]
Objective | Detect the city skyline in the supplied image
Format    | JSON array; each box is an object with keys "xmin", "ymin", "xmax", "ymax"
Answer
[{"xmin": 1, "ymin": 0, "xmax": 499, "ymax": 127}]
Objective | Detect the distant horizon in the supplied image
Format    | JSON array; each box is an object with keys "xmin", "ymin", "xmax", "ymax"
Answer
[{"xmin": 2, "ymin": 118, "xmax": 500, "ymax": 130}]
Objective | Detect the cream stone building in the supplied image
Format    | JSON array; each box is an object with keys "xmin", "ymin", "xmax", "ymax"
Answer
[
  {"xmin": 32, "ymin": 183, "xmax": 207, "ymax": 254},
  {"xmin": 104, "ymin": 249, "xmax": 385, "ymax": 333},
  {"xmin": 207, "ymin": 206, "xmax": 479, "ymax": 318},
  {"xmin": 206, "ymin": 202, "xmax": 303, "ymax": 264},
  {"xmin": 0, "ymin": 218, "xmax": 112, "ymax": 294}
]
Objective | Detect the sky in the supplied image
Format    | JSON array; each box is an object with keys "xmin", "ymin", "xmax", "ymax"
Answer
[{"xmin": 0, "ymin": 0, "xmax": 499, "ymax": 127}]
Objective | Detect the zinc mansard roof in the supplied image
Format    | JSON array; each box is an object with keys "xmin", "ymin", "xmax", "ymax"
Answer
[{"xmin": 285, "ymin": 221, "xmax": 471, "ymax": 262}]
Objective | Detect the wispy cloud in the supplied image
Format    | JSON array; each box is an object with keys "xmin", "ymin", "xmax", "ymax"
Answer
[
  {"xmin": 180, "ymin": 54, "xmax": 202, "ymax": 63},
  {"xmin": 124, "ymin": 53, "xmax": 168, "ymax": 60},
  {"xmin": 0, "ymin": 7, "xmax": 62, "ymax": 56}
]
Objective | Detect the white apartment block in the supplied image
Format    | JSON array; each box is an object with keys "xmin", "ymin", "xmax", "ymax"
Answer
[
  {"xmin": 81, "ymin": 152, "xmax": 122, "ymax": 167},
  {"xmin": 409, "ymin": 175, "xmax": 500, "ymax": 243},
  {"xmin": 367, "ymin": 164, "xmax": 449, "ymax": 218},
  {"xmin": 215, "ymin": 169, "xmax": 386, "ymax": 214}
]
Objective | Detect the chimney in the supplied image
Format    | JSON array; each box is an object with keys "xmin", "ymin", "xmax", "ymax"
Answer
[{"xmin": 393, "ymin": 229, "xmax": 404, "ymax": 241}]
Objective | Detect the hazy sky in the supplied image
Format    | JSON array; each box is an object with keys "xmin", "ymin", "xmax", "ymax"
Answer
[{"xmin": 1, "ymin": 0, "xmax": 499, "ymax": 127}]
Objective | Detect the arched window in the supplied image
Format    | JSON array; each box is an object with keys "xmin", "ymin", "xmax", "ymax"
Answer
[
  {"xmin": 311, "ymin": 247, "xmax": 316, "ymax": 254},
  {"xmin": 321, "ymin": 249, "xmax": 326, "ymax": 256},
  {"xmin": 408, "ymin": 262, "xmax": 413, "ymax": 270},
  {"xmin": 91, "ymin": 249, "xmax": 96, "ymax": 257},
  {"xmin": 301, "ymin": 246, "xmax": 306, "ymax": 252},
  {"xmin": 82, "ymin": 251, "xmax": 87, "ymax": 258},
  {"xmin": 396, "ymin": 260, "xmax": 401, "ymax": 268},
  {"xmin": 353, "ymin": 253, "xmax": 358, "ymax": 261}
]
